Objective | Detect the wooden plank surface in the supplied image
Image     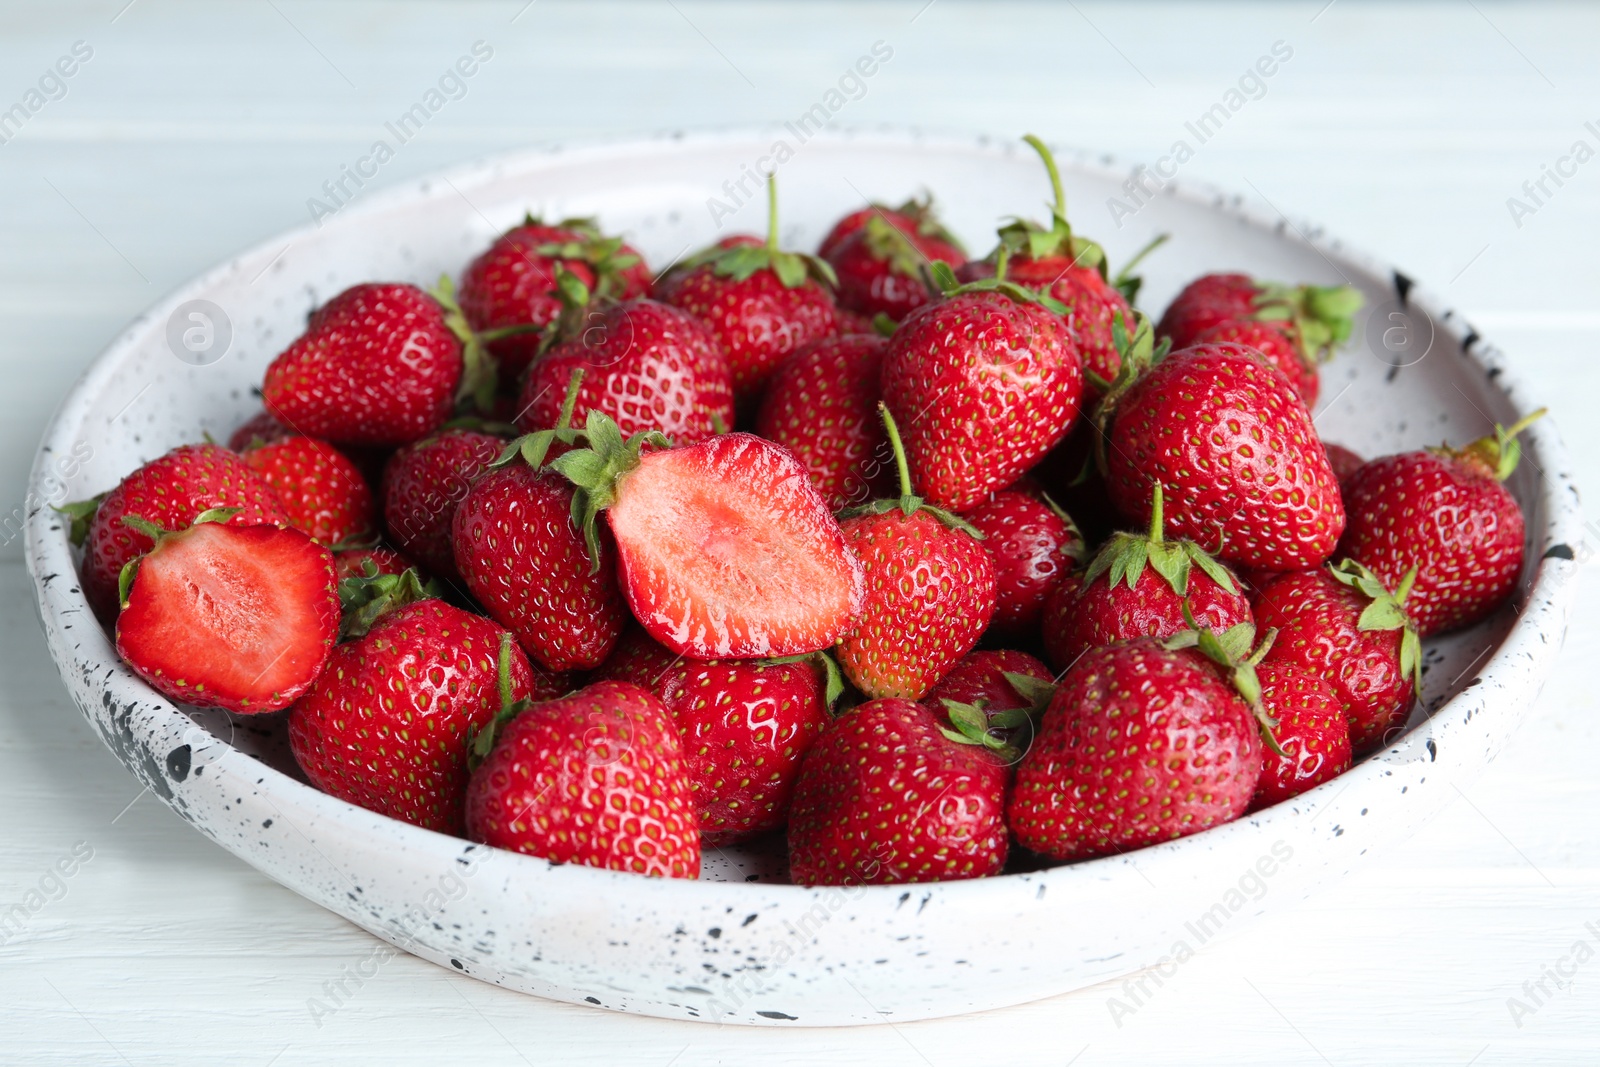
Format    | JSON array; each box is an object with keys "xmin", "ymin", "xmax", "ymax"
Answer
[{"xmin": 2, "ymin": 1, "xmax": 1597, "ymax": 1063}]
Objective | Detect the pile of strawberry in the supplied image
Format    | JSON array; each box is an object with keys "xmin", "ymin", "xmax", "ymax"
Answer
[{"xmin": 65, "ymin": 135, "xmax": 1540, "ymax": 887}]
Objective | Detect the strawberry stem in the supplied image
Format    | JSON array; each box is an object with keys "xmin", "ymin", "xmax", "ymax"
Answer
[
  {"xmin": 524, "ymin": 367, "xmax": 587, "ymax": 469},
  {"xmin": 878, "ymin": 402, "xmax": 915, "ymax": 507},
  {"xmin": 765, "ymin": 173, "xmax": 780, "ymax": 253},
  {"xmin": 1147, "ymin": 482, "xmax": 1165, "ymax": 542},
  {"xmin": 1022, "ymin": 133, "xmax": 1066, "ymax": 219}
]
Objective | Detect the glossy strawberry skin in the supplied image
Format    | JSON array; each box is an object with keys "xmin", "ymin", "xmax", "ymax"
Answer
[
  {"xmin": 459, "ymin": 222, "xmax": 652, "ymax": 381},
  {"xmin": 288, "ymin": 600, "xmax": 535, "ymax": 835},
  {"xmin": 1252, "ymin": 568, "xmax": 1416, "ymax": 751},
  {"xmin": 381, "ymin": 429, "xmax": 506, "ymax": 583},
  {"xmin": 658, "ymin": 264, "xmax": 838, "ymax": 400},
  {"xmin": 465, "ymin": 680, "xmax": 701, "ymax": 879},
  {"xmin": 115, "ymin": 523, "xmax": 338, "ymax": 714},
  {"xmin": 82, "ymin": 443, "xmax": 289, "ymax": 619},
  {"xmin": 1106, "ymin": 343, "xmax": 1345, "ymax": 572},
  {"xmin": 333, "ymin": 545, "xmax": 417, "ymax": 582},
  {"xmin": 608, "ymin": 630, "xmax": 830, "ymax": 846},
  {"xmin": 1156, "ymin": 273, "xmax": 1257, "ymax": 348},
  {"xmin": 1195, "ymin": 318, "xmax": 1319, "ymax": 407},
  {"xmin": 818, "ymin": 206, "xmax": 918, "ymax": 259},
  {"xmin": 787, "ymin": 698, "xmax": 1009, "ymax": 886},
  {"xmin": 963, "ymin": 257, "xmax": 1133, "ymax": 395},
  {"xmin": 1041, "ymin": 560, "xmax": 1253, "ymax": 672},
  {"xmin": 882, "ymin": 292, "xmax": 1083, "ymax": 512},
  {"xmin": 241, "ymin": 435, "xmax": 375, "ymax": 547},
  {"xmin": 227, "ymin": 410, "xmax": 297, "ymax": 451},
  {"xmin": 835, "ymin": 510, "xmax": 996, "ymax": 700},
  {"xmin": 606, "ymin": 433, "xmax": 865, "ymax": 659},
  {"xmin": 754, "ymin": 334, "xmax": 892, "ymax": 511},
  {"xmin": 962, "ymin": 488, "xmax": 1082, "ymax": 637},
  {"xmin": 1339, "ymin": 450, "xmax": 1525, "ymax": 636},
  {"xmin": 825, "ymin": 222, "xmax": 963, "ymax": 322},
  {"xmin": 1008, "ymin": 638, "xmax": 1263, "ymax": 862},
  {"xmin": 517, "ymin": 299, "xmax": 733, "ymax": 446},
  {"xmin": 263, "ymin": 283, "xmax": 461, "ymax": 447},
  {"xmin": 452, "ymin": 464, "xmax": 624, "ymax": 672},
  {"xmin": 595, "ymin": 625, "xmax": 686, "ymax": 690},
  {"xmin": 1250, "ymin": 661, "xmax": 1352, "ymax": 809}
]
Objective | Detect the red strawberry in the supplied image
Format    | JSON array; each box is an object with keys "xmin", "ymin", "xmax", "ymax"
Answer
[
  {"xmin": 824, "ymin": 208, "xmax": 964, "ymax": 322},
  {"xmin": 465, "ymin": 679, "xmax": 700, "ymax": 878},
  {"xmin": 516, "ymin": 298, "xmax": 733, "ymax": 445},
  {"xmin": 831, "ymin": 307, "xmax": 878, "ymax": 336},
  {"xmin": 817, "ymin": 196, "xmax": 956, "ymax": 259},
  {"xmin": 1323, "ymin": 442, "xmax": 1365, "ymax": 487},
  {"xmin": 1252, "ymin": 561, "xmax": 1420, "ymax": 751},
  {"xmin": 880, "ymin": 270, "xmax": 1083, "ymax": 512},
  {"xmin": 920, "ymin": 648, "xmax": 1055, "ymax": 760},
  {"xmin": 240, "ymin": 435, "xmax": 375, "ymax": 546},
  {"xmin": 1102, "ymin": 328, "xmax": 1345, "ymax": 572},
  {"xmin": 787, "ymin": 698, "xmax": 1009, "ymax": 886},
  {"xmin": 962, "ymin": 487, "xmax": 1084, "ymax": 636},
  {"xmin": 333, "ymin": 544, "xmax": 417, "ymax": 582},
  {"xmin": 453, "ymin": 377, "xmax": 626, "ymax": 672},
  {"xmin": 382, "ymin": 428, "xmax": 506, "ymax": 582},
  {"xmin": 458, "ymin": 215, "xmax": 651, "ymax": 382},
  {"xmin": 595, "ymin": 624, "xmax": 687, "ymax": 689},
  {"xmin": 289, "ymin": 596, "xmax": 535, "ymax": 834},
  {"xmin": 1008, "ymin": 625, "xmax": 1268, "ymax": 861},
  {"xmin": 1157, "ymin": 272, "xmax": 1362, "ymax": 363},
  {"xmin": 1338, "ymin": 413, "xmax": 1541, "ymax": 636},
  {"xmin": 1194, "ymin": 318, "xmax": 1319, "ymax": 406},
  {"xmin": 658, "ymin": 177, "xmax": 838, "ymax": 400},
  {"xmin": 73, "ymin": 443, "xmax": 289, "ymax": 618},
  {"xmin": 262, "ymin": 283, "xmax": 461, "ymax": 447},
  {"xmin": 115, "ymin": 518, "xmax": 338, "ymax": 713},
  {"xmin": 1041, "ymin": 483, "xmax": 1252, "ymax": 670},
  {"xmin": 1250, "ymin": 661, "xmax": 1352, "ymax": 809},
  {"xmin": 227, "ymin": 410, "xmax": 296, "ymax": 451},
  {"xmin": 835, "ymin": 407, "xmax": 996, "ymax": 699},
  {"xmin": 551, "ymin": 411, "xmax": 864, "ymax": 659},
  {"xmin": 754, "ymin": 333, "xmax": 892, "ymax": 511},
  {"xmin": 601, "ymin": 627, "xmax": 836, "ymax": 845}
]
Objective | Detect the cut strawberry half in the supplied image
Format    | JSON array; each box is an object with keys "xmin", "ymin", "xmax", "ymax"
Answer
[
  {"xmin": 552, "ymin": 413, "xmax": 864, "ymax": 658},
  {"xmin": 115, "ymin": 520, "xmax": 340, "ymax": 713}
]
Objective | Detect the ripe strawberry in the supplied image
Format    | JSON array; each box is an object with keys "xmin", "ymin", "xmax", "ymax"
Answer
[
  {"xmin": 835, "ymin": 407, "xmax": 996, "ymax": 700},
  {"xmin": 458, "ymin": 215, "xmax": 651, "ymax": 382},
  {"xmin": 1009, "ymin": 625, "xmax": 1269, "ymax": 861},
  {"xmin": 1338, "ymin": 413, "xmax": 1541, "ymax": 636},
  {"xmin": 1157, "ymin": 271, "xmax": 1362, "ymax": 363},
  {"xmin": 880, "ymin": 267, "xmax": 1083, "ymax": 512},
  {"xmin": 787, "ymin": 698, "xmax": 1009, "ymax": 886},
  {"xmin": 551, "ymin": 411, "xmax": 864, "ymax": 659},
  {"xmin": 382, "ymin": 428, "xmax": 506, "ymax": 582},
  {"xmin": 453, "ymin": 377, "xmax": 626, "ymax": 672},
  {"xmin": 1041, "ymin": 483, "xmax": 1252, "ymax": 670},
  {"xmin": 262, "ymin": 283, "xmax": 461, "ymax": 447},
  {"xmin": 1323, "ymin": 442, "xmax": 1365, "ymax": 487},
  {"xmin": 516, "ymin": 297, "xmax": 733, "ymax": 445},
  {"xmin": 1101, "ymin": 327, "xmax": 1345, "ymax": 572},
  {"xmin": 115, "ymin": 516, "xmax": 339, "ymax": 713},
  {"xmin": 824, "ymin": 206, "xmax": 964, "ymax": 322},
  {"xmin": 920, "ymin": 648, "xmax": 1055, "ymax": 760},
  {"xmin": 1253, "ymin": 561, "xmax": 1420, "ymax": 751},
  {"xmin": 240, "ymin": 435, "xmax": 375, "ymax": 546},
  {"xmin": 290, "ymin": 595, "xmax": 536, "ymax": 834},
  {"xmin": 754, "ymin": 333, "xmax": 892, "ymax": 511},
  {"xmin": 333, "ymin": 544, "xmax": 417, "ymax": 582},
  {"xmin": 831, "ymin": 307, "xmax": 878, "ymax": 336},
  {"xmin": 227, "ymin": 410, "xmax": 296, "ymax": 451},
  {"xmin": 658, "ymin": 177, "xmax": 838, "ymax": 400},
  {"xmin": 1250, "ymin": 661, "xmax": 1351, "ymax": 809},
  {"xmin": 600, "ymin": 627, "xmax": 836, "ymax": 845},
  {"xmin": 817, "ymin": 196, "xmax": 957, "ymax": 259},
  {"xmin": 465, "ymin": 679, "xmax": 700, "ymax": 878},
  {"xmin": 961, "ymin": 487, "xmax": 1084, "ymax": 636},
  {"xmin": 72, "ymin": 443, "xmax": 289, "ymax": 618},
  {"xmin": 1194, "ymin": 318, "xmax": 1319, "ymax": 406}
]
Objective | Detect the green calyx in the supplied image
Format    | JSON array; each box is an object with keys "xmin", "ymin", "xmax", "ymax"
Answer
[
  {"xmin": 548, "ymin": 409, "xmax": 672, "ymax": 572},
  {"xmin": 1089, "ymin": 310, "xmax": 1170, "ymax": 474},
  {"xmin": 1251, "ymin": 282, "xmax": 1364, "ymax": 365},
  {"xmin": 862, "ymin": 213, "xmax": 932, "ymax": 278},
  {"xmin": 877, "ymin": 193, "xmax": 967, "ymax": 254},
  {"xmin": 467, "ymin": 632, "xmax": 536, "ymax": 772},
  {"xmin": 56, "ymin": 492, "xmax": 106, "ymax": 548},
  {"xmin": 989, "ymin": 134, "xmax": 1103, "ymax": 271},
  {"xmin": 433, "ymin": 274, "xmax": 540, "ymax": 414},
  {"xmin": 936, "ymin": 671, "xmax": 1057, "ymax": 764},
  {"xmin": 836, "ymin": 403, "xmax": 983, "ymax": 539},
  {"xmin": 115, "ymin": 507, "xmax": 241, "ymax": 607},
  {"xmin": 338, "ymin": 563, "xmax": 438, "ymax": 641},
  {"xmin": 489, "ymin": 366, "xmax": 589, "ymax": 473},
  {"xmin": 1082, "ymin": 483, "xmax": 1237, "ymax": 598},
  {"xmin": 925, "ymin": 258, "xmax": 1069, "ymax": 317},
  {"xmin": 762, "ymin": 650, "xmax": 847, "ymax": 713},
  {"xmin": 1439, "ymin": 407, "xmax": 1547, "ymax": 482},
  {"xmin": 521, "ymin": 212, "xmax": 643, "ymax": 301},
  {"xmin": 1164, "ymin": 605, "xmax": 1284, "ymax": 755},
  {"xmin": 1328, "ymin": 559, "xmax": 1423, "ymax": 693},
  {"xmin": 708, "ymin": 175, "xmax": 837, "ymax": 290}
]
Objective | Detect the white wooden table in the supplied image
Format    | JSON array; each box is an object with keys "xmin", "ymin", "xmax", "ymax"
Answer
[{"xmin": 3, "ymin": 1, "xmax": 1598, "ymax": 1062}]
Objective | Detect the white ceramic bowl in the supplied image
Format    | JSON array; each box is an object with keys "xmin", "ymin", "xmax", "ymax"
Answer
[{"xmin": 26, "ymin": 129, "xmax": 1582, "ymax": 1026}]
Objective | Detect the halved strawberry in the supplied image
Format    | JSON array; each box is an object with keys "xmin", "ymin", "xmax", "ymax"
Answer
[
  {"xmin": 115, "ymin": 518, "xmax": 339, "ymax": 713},
  {"xmin": 552, "ymin": 411, "xmax": 864, "ymax": 659}
]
